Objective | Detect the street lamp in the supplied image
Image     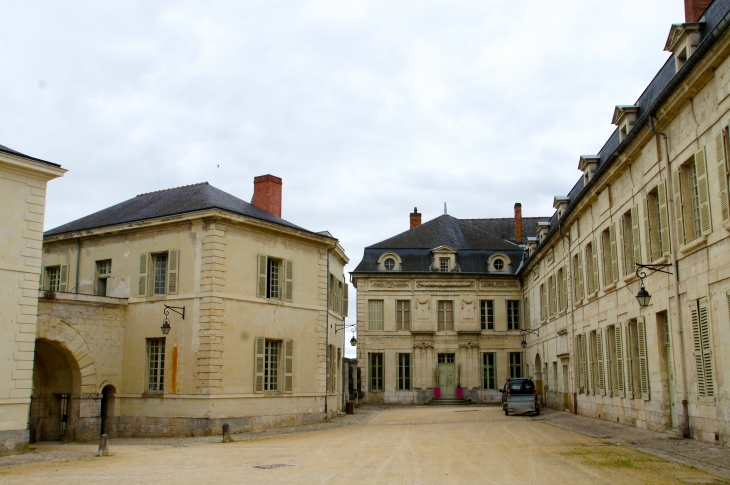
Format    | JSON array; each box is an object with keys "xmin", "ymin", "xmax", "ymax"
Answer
[
  {"xmin": 636, "ymin": 284, "xmax": 652, "ymax": 307},
  {"xmin": 334, "ymin": 320, "xmax": 358, "ymax": 346},
  {"xmin": 162, "ymin": 305, "xmax": 185, "ymax": 335},
  {"xmin": 634, "ymin": 263, "xmax": 672, "ymax": 307}
]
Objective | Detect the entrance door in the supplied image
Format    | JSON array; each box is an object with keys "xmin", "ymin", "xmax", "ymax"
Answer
[{"xmin": 438, "ymin": 353, "xmax": 456, "ymax": 398}]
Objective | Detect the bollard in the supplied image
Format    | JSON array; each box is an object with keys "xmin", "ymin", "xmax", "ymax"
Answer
[
  {"xmin": 222, "ymin": 423, "xmax": 233, "ymax": 443},
  {"xmin": 98, "ymin": 434, "xmax": 109, "ymax": 456}
]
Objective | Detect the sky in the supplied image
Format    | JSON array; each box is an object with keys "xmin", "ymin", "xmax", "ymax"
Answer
[{"xmin": 2, "ymin": 0, "xmax": 685, "ymax": 357}]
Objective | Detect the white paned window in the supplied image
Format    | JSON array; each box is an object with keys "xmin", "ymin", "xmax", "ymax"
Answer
[
  {"xmin": 481, "ymin": 300, "xmax": 494, "ymax": 330},
  {"xmin": 153, "ymin": 253, "xmax": 168, "ymax": 295},
  {"xmin": 398, "ymin": 353, "xmax": 411, "ymax": 391},
  {"xmin": 507, "ymin": 300, "xmax": 520, "ymax": 330},
  {"xmin": 264, "ymin": 340, "xmax": 280, "ymax": 391},
  {"xmin": 146, "ymin": 338, "xmax": 165, "ymax": 392}
]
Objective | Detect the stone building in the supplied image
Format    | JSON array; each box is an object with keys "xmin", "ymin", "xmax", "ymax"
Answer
[
  {"xmin": 0, "ymin": 145, "xmax": 65, "ymax": 455},
  {"xmin": 35, "ymin": 175, "xmax": 349, "ymax": 441},
  {"xmin": 352, "ymin": 207, "xmax": 548, "ymax": 404},
  {"xmin": 522, "ymin": 0, "xmax": 730, "ymax": 443}
]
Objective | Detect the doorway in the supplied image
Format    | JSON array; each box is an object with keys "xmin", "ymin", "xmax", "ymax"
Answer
[
  {"xmin": 100, "ymin": 385, "xmax": 117, "ymax": 437},
  {"xmin": 438, "ymin": 353, "xmax": 456, "ymax": 398},
  {"xmin": 657, "ymin": 311, "xmax": 677, "ymax": 428}
]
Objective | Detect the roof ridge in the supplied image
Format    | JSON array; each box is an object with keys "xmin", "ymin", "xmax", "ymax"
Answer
[{"xmin": 137, "ymin": 181, "xmax": 209, "ymax": 197}]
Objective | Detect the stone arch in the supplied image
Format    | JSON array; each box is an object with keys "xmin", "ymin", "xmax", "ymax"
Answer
[{"xmin": 37, "ymin": 315, "xmax": 97, "ymax": 394}]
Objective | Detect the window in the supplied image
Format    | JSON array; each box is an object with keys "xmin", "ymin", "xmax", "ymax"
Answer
[
  {"xmin": 621, "ymin": 208, "xmax": 640, "ymax": 277},
  {"xmin": 572, "ymin": 253, "xmax": 584, "ymax": 301},
  {"xmin": 645, "ymin": 185, "xmax": 669, "ymax": 262},
  {"xmin": 576, "ymin": 334, "xmax": 586, "ymax": 393},
  {"xmin": 690, "ymin": 297, "xmax": 715, "ymax": 403},
  {"xmin": 438, "ymin": 353, "xmax": 455, "ymax": 364},
  {"xmin": 439, "ymin": 257, "xmax": 449, "ymax": 272},
  {"xmin": 482, "ymin": 353, "xmax": 496, "ymax": 390},
  {"xmin": 606, "ymin": 325, "xmax": 618, "ymax": 396},
  {"xmin": 96, "ymin": 260, "xmax": 111, "ymax": 297},
  {"xmin": 674, "ymin": 150, "xmax": 711, "ymax": 246},
  {"xmin": 509, "ymin": 352, "xmax": 522, "ymax": 379},
  {"xmin": 257, "ymin": 255, "xmax": 292, "ymax": 302},
  {"xmin": 493, "ymin": 258, "xmax": 504, "ymax": 271},
  {"xmin": 45, "ymin": 266, "xmax": 61, "ymax": 292},
  {"xmin": 589, "ymin": 331, "xmax": 598, "ymax": 395},
  {"xmin": 548, "ymin": 276, "xmax": 556, "ymax": 316},
  {"xmin": 507, "ymin": 300, "xmax": 520, "ymax": 330},
  {"xmin": 138, "ymin": 251, "xmax": 178, "ymax": 297},
  {"xmin": 524, "ymin": 297, "xmax": 530, "ymax": 328},
  {"xmin": 384, "ymin": 258, "xmax": 396, "ymax": 270},
  {"xmin": 398, "ymin": 353, "xmax": 411, "ymax": 391},
  {"xmin": 328, "ymin": 274, "xmax": 348, "ymax": 316},
  {"xmin": 557, "ymin": 267, "xmax": 567, "ymax": 312},
  {"xmin": 369, "ymin": 353, "xmax": 383, "ymax": 391},
  {"xmin": 625, "ymin": 318, "xmax": 649, "ymax": 400},
  {"xmin": 480, "ymin": 300, "xmax": 494, "ymax": 330},
  {"xmin": 368, "ymin": 300, "xmax": 384, "ymax": 331},
  {"xmin": 437, "ymin": 300, "xmax": 453, "ymax": 331},
  {"xmin": 601, "ymin": 225, "xmax": 618, "ymax": 286},
  {"xmin": 146, "ymin": 338, "xmax": 165, "ymax": 392},
  {"xmin": 396, "ymin": 300, "xmax": 410, "ymax": 331},
  {"xmin": 153, "ymin": 253, "xmax": 168, "ymax": 295},
  {"xmin": 585, "ymin": 242, "xmax": 599, "ymax": 295},
  {"xmin": 262, "ymin": 340, "xmax": 280, "ymax": 391},
  {"xmin": 539, "ymin": 284, "xmax": 547, "ymax": 321},
  {"xmin": 255, "ymin": 338, "xmax": 292, "ymax": 393}
]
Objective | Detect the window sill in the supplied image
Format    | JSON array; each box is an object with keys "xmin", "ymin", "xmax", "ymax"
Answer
[
  {"xmin": 603, "ymin": 282, "xmax": 617, "ymax": 293},
  {"xmin": 650, "ymin": 255, "xmax": 669, "ymax": 265},
  {"xmin": 558, "ymin": 310, "xmax": 567, "ymax": 317},
  {"xmin": 586, "ymin": 292, "xmax": 598, "ymax": 302},
  {"xmin": 623, "ymin": 273, "xmax": 640, "ymax": 285},
  {"xmin": 679, "ymin": 236, "xmax": 707, "ymax": 256},
  {"xmin": 141, "ymin": 392, "xmax": 164, "ymax": 398},
  {"xmin": 574, "ymin": 299, "xmax": 584, "ymax": 308}
]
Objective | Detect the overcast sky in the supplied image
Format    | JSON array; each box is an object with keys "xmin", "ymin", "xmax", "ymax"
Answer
[{"xmin": 3, "ymin": 0, "xmax": 684, "ymax": 356}]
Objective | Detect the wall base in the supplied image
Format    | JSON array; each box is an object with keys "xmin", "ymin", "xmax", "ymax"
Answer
[{"xmin": 0, "ymin": 430, "xmax": 29, "ymax": 457}]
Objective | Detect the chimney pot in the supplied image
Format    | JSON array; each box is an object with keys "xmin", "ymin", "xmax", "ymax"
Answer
[
  {"xmin": 252, "ymin": 174, "xmax": 282, "ymax": 218},
  {"xmin": 685, "ymin": 0, "xmax": 711, "ymax": 22},
  {"xmin": 514, "ymin": 203, "xmax": 523, "ymax": 244},
  {"xmin": 410, "ymin": 207, "xmax": 422, "ymax": 229}
]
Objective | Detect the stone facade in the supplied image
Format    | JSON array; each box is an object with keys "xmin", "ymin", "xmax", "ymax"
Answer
[{"xmin": 0, "ymin": 148, "xmax": 65, "ymax": 455}]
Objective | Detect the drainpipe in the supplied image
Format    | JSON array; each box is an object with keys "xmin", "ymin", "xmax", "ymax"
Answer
[
  {"xmin": 75, "ymin": 237, "xmax": 81, "ymax": 294},
  {"xmin": 649, "ymin": 116, "xmax": 690, "ymax": 437},
  {"xmin": 324, "ymin": 243, "xmax": 337, "ymax": 421},
  {"xmin": 559, "ymin": 223, "xmax": 577, "ymax": 414}
]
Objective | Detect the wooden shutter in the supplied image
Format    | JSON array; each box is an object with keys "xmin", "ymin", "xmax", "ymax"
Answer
[
  {"xmin": 625, "ymin": 322, "xmax": 634, "ymax": 398},
  {"xmin": 342, "ymin": 283, "xmax": 349, "ymax": 317},
  {"xmin": 604, "ymin": 327, "xmax": 613, "ymax": 397},
  {"xmin": 586, "ymin": 334, "xmax": 594, "ymax": 394},
  {"xmin": 574, "ymin": 337, "xmax": 580, "ymax": 393},
  {"xmin": 673, "ymin": 169, "xmax": 685, "ymax": 246},
  {"xmin": 138, "ymin": 254, "xmax": 149, "ymax": 297},
  {"xmin": 717, "ymin": 132, "xmax": 730, "ymax": 224},
  {"xmin": 577, "ymin": 253, "xmax": 584, "ymax": 299},
  {"xmin": 695, "ymin": 147, "xmax": 712, "ymax": 235},
  {"xmin": 596, "ymin": 330, "xmax": 605, "ymax": 395},
  {"xmin": 658, "ymin": 180, "xmax": 670, "ymax": 256},
  {"xmin": 592, "ymin": 240, "xmax": 600, "ymax": 292},
  {"xmin": 40, "ymin": 267, "xmax": 47, "ymax": 291},
  {"xmin": 283, "ymin": 339, "xmax": 293, "ymax": 393},
  {"xmin": 631, "ymin": 205, "xmax": 641, "ymax": 268},
  {"xmin": 167, "ymin": 249, "xmax": 179, "ymax": 295},
  {"xmin": 619, "ymin": 216, "xmax": 626, "ymax": 275},
  {"xmin": 59, "ymin": 264, "xmax": 68, "ymax": 292},
  {"xmin": 643, "ymin": 198, "xmax": 653, "ymax": 262},
  {"xmin": 637, "ymin": 317, "xmax": 649, "ymax": 400},
  {"xmin": 609, "ymin": 224, "xmax": 619, "ymax": 282},
  {"xmin": 615, "ymin": 324, "xmax": 625, "ymax": 397},
  {"xmin": 284, "ymin": 260, "xmax": 293, "ymax": 302},
  {"xmin": 257, "ymin": 255, "xmax": 267, "ymax": 298},
  {"xmin": 692, "ymin": 298, "xmax": 715, "ymax": 403},
  {"xmin": 254, "ymin": 337, "xmax": 265, "ymax": 393}
]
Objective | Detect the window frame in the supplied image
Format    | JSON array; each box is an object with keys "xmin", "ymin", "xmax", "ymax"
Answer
[
  {"xmin": 437, "ymin": 300, "xmax": 454, "ymax": 331},
  {"xmin": 146, "ymin": 338, "xmax": 166, "ymax": 393},
  {"xmin": 482, "ymin": 352, "xmax": 496, "ymax": 390},
  {"xmin": 397, "ymin": 353, "xmax": 412, "ymax": 391},
  {"xmin": 509, "ymin": 352, "xmax": 523, "ymax": 379},
  {"xmin": 46, "ymin": 266, "xmax": 61, "ymax": 292},
  {"xmin": 506, "ymin": 300, "xmax": 520, "ymax": 330},
  {"xmin": 96, "ymin": 259, "xmax": 112, "ymax": 297},
  {"xmin": 396, "ymin": 300, "xmax": 411, "ymax": 331},
  {"xmin": 152, "ymin": 252, "xmax": 169, "ymax": 295},
  {"xmin": 480, "ymin": 300, "xmax": 494, "ymax": 330},
  {"xmin": 369, "ymin": 353, "xmax": 384, "ymax": 392},
  {"xmin": 368, "ymin": 300, "xmax": 385, "ymax": 331}
]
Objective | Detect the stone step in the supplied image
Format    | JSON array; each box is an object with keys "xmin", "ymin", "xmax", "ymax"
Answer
[{"xmin": 430, "ymin": 398, "xmax": 472, "ymax": 406}]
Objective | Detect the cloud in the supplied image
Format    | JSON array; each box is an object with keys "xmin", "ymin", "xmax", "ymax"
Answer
[{"xmin": 0, "ymin": 0, "xmax": 684, "ymax": 357}]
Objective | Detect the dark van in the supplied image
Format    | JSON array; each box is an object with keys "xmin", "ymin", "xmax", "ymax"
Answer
[{"xmin": 499, "ymin": 378, "xmax": 539, "ymax": 416}]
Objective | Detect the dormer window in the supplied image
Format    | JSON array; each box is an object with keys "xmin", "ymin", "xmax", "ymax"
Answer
[
  {"xmin": 536, "ymin": 222, "xmax": 550, "ymax": 243},
  {"xmin": 377, "ymin": 252, "xmax": 402, "ymax": 271},
  {"xmin": 578, "ymin": 155, "xmax": 600, "ymax": 184},
  {"xmin": 553, "ymin": 196, "xmax": 570, "ymax": 219},
  {"xmin": 488, "ymin": 254, "xmax": 510, "ymax": 273},
  {"xmin": 431, "ymin": 246, "xmax": 458, "ymax": 273},
  {"xmin": 493, "ymin": 259, "xmax": 504, "ymax": 271},
  {"xmin": 665, "ymin": 23, "xmax": 702, "ymax": 73},
  {"xmin": 384, "ymin": 258, "xmax": 396, "ymax": 270},
  {"xmin": 612, "ymin": 106, "xmax": 639, "ymax": 142},
  {"xmin": 526, "ymin": 237, "xmax": 538, "ymax": 255},
  {"xmin": 439, "ymin": 257, "xmax": 449, "ymax": 272}
]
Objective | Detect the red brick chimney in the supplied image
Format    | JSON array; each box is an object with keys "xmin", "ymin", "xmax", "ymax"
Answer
[
  {"xmin": 685, "ymin": 0, "xmax": 712, "ymax": 22},
  {"xmin": 514, "ymin": 203, "xmax": 523, "ymax": 244},
  {"xmin": 410, "ymin": 207, "xmax": 422, "ymax": 229},
  {"xmin": 252, "ymin": 175, "xmax": 282, "ymax": 218}
]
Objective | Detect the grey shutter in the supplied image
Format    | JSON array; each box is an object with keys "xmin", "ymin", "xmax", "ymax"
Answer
[
  {"xmin": 592, "ymin": 240, "xmax": 600, "ymax": 292},
  {"xmin": 604, "ymin": 327, "xmax": 613, "ymax": 397},
  {"xmin": 692, "ymin": 298, "xmax": 715, "ymax": 402},
  {"xmin": 254, "ymin": 337, "xmax": 265, "ymax": 393},
  {"xmin": 690, "ymin": 301, "xmax": 706, "ymax": 401},
  {"xmin": 596, "ymin": 329, "xmax": 605, "ymax": 396},
  {"xmin": 619, "ymin": 215, "xmax": 626, "ymax": 275},
  {"xmin": 586, "ymin": 334, "xmax": 594, "ymax": 394},
  {"xmin": 167, "ymin": 249, "xmax": 179, "ymax": 295},
  {"xmin": 283, "ymin": 339, "xmax": 293, "ymax": 393},
  {"xmin": 284, "ymin": 260, "xmax": 293, "ymax": 302},
  {"xmin": 59, "ymin": 264, "xmax": 68, "ymax": 292},
  {"xmin": 631, "ymin": 205, "xmax": 641, "ymax": 269},
  {"xmin": 696, "ymin": 147, "xmax": 712, "ymax": 235},
  {"xmin": 643, "ymin": 198, "xmax": 653, "ymax": 262},
  {"xmin": 257, "ymin": 255, "xmax": 267, "ymax": 298},
  {"xmin": 637, "ymin": 317, "xmax": 649, "ymax": 400},
  {"xmin": 577, "ymin": 253, "xmax": 584, "ymax": 300},
  {"xmin": 658, "ymin": 180, "xmax": 671, "ymax": 256},
  {"xmin": 673, "ymin": 169, "xmax": 686, "ymax": 246},
  {"xmin": 342, "ymin": 283, "xmax": 349, "ymax": 317},
  {"xmin": 625, "ymin": 322, "xmax": 634, "ymax": 398},
  {"xmin": 609, "ymin": 224, "xmax": 619, "ymax": 282},
  {"xmin": 717, "ymin": 132, "xmax": 730, "ymax": 224},
  {"xmin": 615, "ymin": 324, "xmax": 625, "ymax": 397},
  {"xmin": 138, "ymin": 253, "xmax": 149, "ymax": 297}
]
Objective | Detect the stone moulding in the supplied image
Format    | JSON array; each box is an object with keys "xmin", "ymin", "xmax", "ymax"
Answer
[
  {"xmin": 370, "ymin": 280, "xmax": 410, "ymax": 289},
  {"xmin": 479, "ymin": 280, "xmax": 520, "ymax": 289},
  {"xmin": 413, "ymin": 342, "xmax": 435, "ymax": 348},
  {"xmin": 416, "ymin": 281, "xmax": 473, "ymax": 288},
  {"xmin": 458, "ymin": 342, "xmax": 478, "ymax": 348}
]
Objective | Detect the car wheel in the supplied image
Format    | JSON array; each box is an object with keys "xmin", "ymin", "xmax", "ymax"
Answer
[
  {"xmin": 535, "ymin": 407, "xmax": 540, "ymax": 416},
  {"xmin": 504, "ymin": 408, "xmax": 509, "ymax": 416}
]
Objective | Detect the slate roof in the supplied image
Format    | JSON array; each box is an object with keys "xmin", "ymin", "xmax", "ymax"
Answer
[
  {"xmin": 45, "ymin": 182, "xmax": 318, "ymax": 236},
  {"xmin": 0, "ymin": 143, "xmax": 60, "ymax": 167}
]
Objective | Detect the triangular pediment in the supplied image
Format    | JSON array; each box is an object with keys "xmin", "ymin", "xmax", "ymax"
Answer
[
  {"xmin": 431, "ymin": 245, "xmax": 458, "ymax": 254},
  {"xmin": 664, "ymin": 22, "xmax": 703, "ymax": 52},
  {"xmin": 612, "ymin": 105, "xmax": 638, "ymax": 125}
]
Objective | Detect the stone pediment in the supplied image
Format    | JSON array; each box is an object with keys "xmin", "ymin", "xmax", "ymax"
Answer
[
  {"xmin": 664, "ymin": 22, "xmax": 703, "ymax": 52},
  {"xmin": 431, "ymin": 245, "xmax": 457, "ymax": 254},
  {"xmin": 612, "ymin": 105, "xmax": 639, "ymax": 125}
]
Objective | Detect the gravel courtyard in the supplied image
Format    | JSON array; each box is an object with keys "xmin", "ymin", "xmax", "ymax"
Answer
[{"xmin": 0, "ymin": 406, "xmax": 726, "ymax": 485}]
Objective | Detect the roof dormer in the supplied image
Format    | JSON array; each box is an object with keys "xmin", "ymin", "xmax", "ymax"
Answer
[
  {"xmin": 431, "ymin": 245, "xmax": 459, "ymax": 272},
  {"xmin": 525, "ymin": 236, "xmax": 538, "ymax": 255},
  {"xmin": 536, "ymin": 221, "xmax": 550, "ymax": 243},
  {"xmin": 664, "ymin": 22, "xmax": 703, "ymax": 73},
  {"xmin": 553, "ymin": 196, "xmax": 570, "ymax": 219},
  {"xmin": 579, "ymin": 155, "xmax": 600, "ymax": 185},
  {"xmin": 612, "ymin": 105, "xmax": 639, "ymax": 142}
]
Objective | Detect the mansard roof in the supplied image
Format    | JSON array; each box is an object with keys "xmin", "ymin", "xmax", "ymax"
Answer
[{"xmin": 45, "ymin": 182, "xmax": 313, "ymax": 236}]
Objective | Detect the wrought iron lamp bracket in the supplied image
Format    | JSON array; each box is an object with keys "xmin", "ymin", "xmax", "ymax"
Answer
[{"xmin": 635, "ymin": 263, "xmax": 673, "ymax": 281}]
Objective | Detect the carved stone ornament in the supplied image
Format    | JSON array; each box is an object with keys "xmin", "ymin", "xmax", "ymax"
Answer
[
  {"xmin": 413, "ymin": 342, "xmax": 435, "ymax": 349},
  {"xmin": 480, "ymin": 280, "xmax": 520, "ymax": 289},
  {"xmin": 458, "ymin": 342, "xmax": 478, "ymax": 349},
  {"xmin": 416, "ymin": 281, "xmax": 473, "ymax": 288},
  {"xmin": 370, "ymin": 280, "xmax": 410, "ymax": 289}
]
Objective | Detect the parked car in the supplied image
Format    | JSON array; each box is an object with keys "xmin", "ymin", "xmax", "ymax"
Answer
[{"xmin": 499, "ymin": 378, "xmax": 539, "ymax": 416}]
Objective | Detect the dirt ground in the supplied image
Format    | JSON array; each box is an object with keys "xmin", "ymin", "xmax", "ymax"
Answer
[{"xmin": 0, "ymin": 406, "xmax": 725, "ymax": 485}]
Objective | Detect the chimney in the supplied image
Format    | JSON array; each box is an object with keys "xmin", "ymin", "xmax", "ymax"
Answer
[
  {"xmin": 252, "ymin": 174, "xmax": 282, "ymax": 218},
  {"xmin": 410, "ymin": 207, "xmax": 422, "ymax": 229},
  {"xmin": 685, "ymin": 0, "xmax": 711, "ymax": 22},
  {"xmin": 514, "ymin": 203, "xmax": 523, "ymax": 244}
]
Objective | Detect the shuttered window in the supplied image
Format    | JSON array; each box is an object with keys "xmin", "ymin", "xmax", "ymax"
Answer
[
  {"xmin": 482, "ymin": 353, "xmax": 496, "ymax": 390},
  {"xmin": 606, "ymin": 326, "xmax": 616, "ymax": 397},
  {"xmin": 146, "ymin": 338, "xmax": 165, "ymax": 392},
  {"xmin": 548, "ymin": 276, "xmax": 556, "ymax": 316},
  {"xmin": 153, "ymin": 253, "xmax": 168, "ymax": 295},
  {"xmin": 539, "ymin": 284, "xmax": 547, "ymax": 321},
  {"xmin": 283, "ymin": 339, "xmax": 293, "ymax": 393},
  {"xmin": 596, "ymin": 329, "xmax": 605, "ymax": 395},
  {"xmin": 138, "ymin": 251, "xmax": 180, "ymax": 297},
  {"xmin": 368, "ymin": 300, "xmax": 384, "ymax": 330},
  {"xmin": 254, "ymin": 338, "xmax": 292, "ymax": 393},
  {"xmin": 690, "ymin": 297, "xmax": 715, "ymax": 404},
  {"xmin": 369, "ymin": 353, "xmax": 384, "ymax": 391},
  {"xmin": 257, "ymin": 255, "xmax": 292, "ymax": 301},
  {"xmin": 44, "ymin": 265, "xmax": 65, "ymax": 292},
  {"xmin": 615, "ymin": 323, "xmax": 625, "ymax": 397},
  {"xmin": 585, "ymin": 243, "xmax": 597, "ymax": 295},
  {"xmin": 397, "ymin": 353, "xmax": 411, "ymax": 391},
  {"xmin": 637, "ymin": 317, "xmax": 650, "ymax": 400},
  {"xmin": 645, "ymin": 189, "xmax": 663, "ymax": 262},
  {"xmin": 481, "ymin": 300, "xmax": 494, "ymax": 330},
  {"xmin": 677, "ymin": 149, "xmax": 712, "ymax": 245},
  {"xmin": 572, "ymin": 253, "xmax": 584, "ymax": 302},
  {"xmin": 717, "ymin": 130, "xmax": 730, "ymax": 225},
  {"xmin": 581, "ymin": 334, "xmax": 589, "ymax": 393}
]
